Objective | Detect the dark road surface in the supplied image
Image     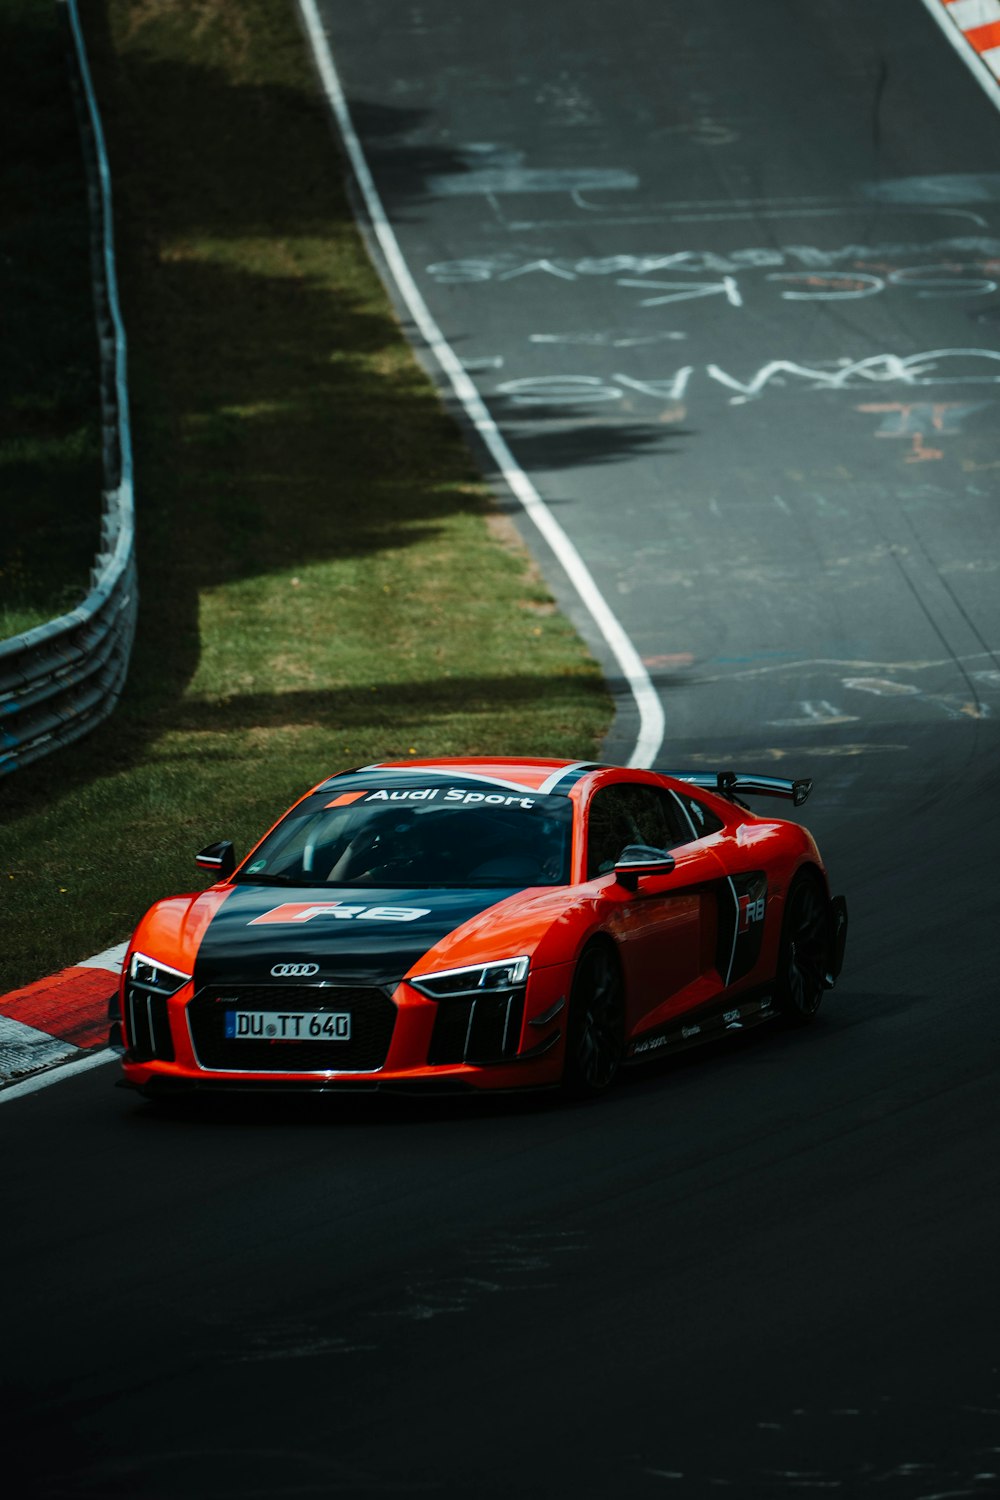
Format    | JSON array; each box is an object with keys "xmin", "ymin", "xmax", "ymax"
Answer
[{"xmin": 2, "ymin": 2, "xmax": 998, "ymax": 1495}]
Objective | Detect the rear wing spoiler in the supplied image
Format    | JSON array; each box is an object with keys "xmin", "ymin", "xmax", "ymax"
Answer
[{"xmin": 667, "ymin": 771, "xmax": 813, "ymax": 808}]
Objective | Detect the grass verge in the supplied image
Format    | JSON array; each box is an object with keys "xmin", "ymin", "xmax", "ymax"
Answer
[{"xmin": 0, "ymin": 0, "xmax": 611, "ymax": 991}]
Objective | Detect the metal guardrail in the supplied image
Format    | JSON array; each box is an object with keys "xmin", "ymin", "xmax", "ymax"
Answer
[{"xmin": 0, "ymin": 0, "xmax": 136, "ymax": 777}]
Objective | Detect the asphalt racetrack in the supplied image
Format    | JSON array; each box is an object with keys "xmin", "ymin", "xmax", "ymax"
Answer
[{"xmin": 3, "ymin": 1, "xmax": 999, "ymax": 1494}]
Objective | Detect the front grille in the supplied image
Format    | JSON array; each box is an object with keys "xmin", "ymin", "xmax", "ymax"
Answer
[
  {"xmin": 428, "ymin": 989, "xmax": 525, "ymax": 1066},
  {"xmin": 187, "ymin": 985, "xmax": 396, "ymax": 1073}
]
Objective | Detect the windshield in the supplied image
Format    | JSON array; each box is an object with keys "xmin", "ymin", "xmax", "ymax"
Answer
[{"xmin": 235, "ymin": 783, "xmax": 574, "ymax": 889}]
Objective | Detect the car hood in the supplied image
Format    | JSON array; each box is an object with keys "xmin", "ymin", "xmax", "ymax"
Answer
[{"xmin": 187, "ymin": 883, "xmax": 525, "ymax": 989}]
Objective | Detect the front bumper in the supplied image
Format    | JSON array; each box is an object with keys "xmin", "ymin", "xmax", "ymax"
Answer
[{"xmin": 114, "ymin": 965, "xmax": 571, "ymax": 1095}]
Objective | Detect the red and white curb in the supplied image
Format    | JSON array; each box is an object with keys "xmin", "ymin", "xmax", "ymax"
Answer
[
  {"xmin": 925, "ymin": 0, "xmax": 1000, "ymax": 98},
  {"xmin": 941, "ymin": 0, "xmax": 1000, "ymax": 76},
  {"xmin": 0, "ymin": 942, "xmax": 126, "ymax": 1100}
]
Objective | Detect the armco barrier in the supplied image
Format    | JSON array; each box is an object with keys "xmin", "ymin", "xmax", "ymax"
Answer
[{"xmin": 0, "ymin": 0, "xmax": 136, "ymax": 776}]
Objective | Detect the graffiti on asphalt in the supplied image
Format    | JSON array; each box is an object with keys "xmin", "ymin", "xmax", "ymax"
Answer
[
  {"xmin": 427, "ymin": 240, "xmax": 1000, "ymax": 308},
  {"xmin": 494, "ymin": 351, "xmax": 1000, "ymax": 407}
]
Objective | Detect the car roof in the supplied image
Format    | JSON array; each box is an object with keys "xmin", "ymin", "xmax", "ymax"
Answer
[{"xmin": 315, "ymin": 758, "xmax": 607, "ymax": 797}]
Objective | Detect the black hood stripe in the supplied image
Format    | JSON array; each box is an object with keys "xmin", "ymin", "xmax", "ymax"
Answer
[{"xmin": 192, "ymin": 884, "xmax": 521, "ymax": 990}]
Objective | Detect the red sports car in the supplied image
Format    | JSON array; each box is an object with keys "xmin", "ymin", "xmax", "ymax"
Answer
[{"xmin": 112, "ymin": 758, "xmax": 847, "ymax": 1099}]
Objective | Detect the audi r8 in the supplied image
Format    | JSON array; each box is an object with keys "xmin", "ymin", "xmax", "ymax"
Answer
[{"xmin": 112, "ymin": 758, "xmax": 847, "ymax": 1099}]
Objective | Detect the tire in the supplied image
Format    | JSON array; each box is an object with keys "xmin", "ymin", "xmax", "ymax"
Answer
[
  {"xmin": 774, "ymin": 872, "xmax": 829, "ymax": 1024},
  {"xmin": 563, "ymin": 942, "xmax": 625, "ymax": 1098}
]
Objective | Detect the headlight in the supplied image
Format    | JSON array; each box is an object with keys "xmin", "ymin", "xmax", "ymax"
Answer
[
  {"xmin": 410, "ymin": 955, "xmax": 529, "ymax": 999},
  {"xmin": 123, "ymin": 951, "xmax": 191, "ymax": 1063},
  {"xmin": 128, "ymin": 951, "xmax": 192, "ymax": 995}
]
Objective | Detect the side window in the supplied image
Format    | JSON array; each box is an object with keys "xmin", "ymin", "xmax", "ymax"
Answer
[
  {"xmin": 675, "ymin": 793, "xmax": 725, "ymax": 838},
  {"xmin": 586, "ymin": 785, "xmax": 689, "ymax": 878}
]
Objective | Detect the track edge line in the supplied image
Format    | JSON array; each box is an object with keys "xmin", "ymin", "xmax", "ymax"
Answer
[{"xmin": 295, "ymin": 0, "xmax": 665, "ymax": 769}]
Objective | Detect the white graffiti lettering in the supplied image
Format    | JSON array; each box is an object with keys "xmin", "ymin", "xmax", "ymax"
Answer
[
  {"xmin": 498, "ymin": 375, "xmax": 625, "ymax": 406},
  {"xmin": 497, "ymin": 351, "xmax": 1000, "ymax": 407},
  {"xmin": 426, "ymin": 239, "xmax": 1000, "ymax": 297},
  {"xmin": 614, "ymin": 371, "xmax": 696, "ymax": 401},
  {"xmin": 765, "ymin": 272, "xmax": 885, "ymax": 300},
  {"xmin": 615, "ymin": 275, "xmax": 743, "ymax": 307},
  {"xmin": 705, "ymin": 349, "xmax": 1000, "ymax": 400}
]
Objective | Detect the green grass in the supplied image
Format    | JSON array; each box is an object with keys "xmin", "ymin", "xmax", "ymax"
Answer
[{"xmin": 0, "ymin": 0, "xmax": 611, "ymax": 991}]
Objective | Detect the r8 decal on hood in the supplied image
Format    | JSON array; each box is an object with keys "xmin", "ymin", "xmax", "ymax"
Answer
[{"xmin": 249, "ymin": 902, "xmax": 432, "ymax": 926}]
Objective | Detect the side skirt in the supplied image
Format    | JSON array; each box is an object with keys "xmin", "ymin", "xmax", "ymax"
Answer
[{"xmin": 624, "ymin": 991, "xmax": 778, "ymax": 1065}]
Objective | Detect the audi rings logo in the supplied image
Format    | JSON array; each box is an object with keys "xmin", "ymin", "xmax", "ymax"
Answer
[{"xmin": 270, "ymin": 962, "xmax": 320, "ymax": 978}]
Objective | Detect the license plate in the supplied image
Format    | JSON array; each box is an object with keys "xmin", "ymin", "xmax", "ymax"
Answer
[{"xmin": 224, "ymin": 1009, "xmax": 351, "ymax": 1042}]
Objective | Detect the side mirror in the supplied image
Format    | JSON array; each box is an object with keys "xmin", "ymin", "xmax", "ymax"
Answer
[
  {"xmin": 196, "ymin": 840, "xmax": 236, "ymax": 879},
  {"xmin": 614, "ymin": 844, "xmax": 675, "ymax": 892}
]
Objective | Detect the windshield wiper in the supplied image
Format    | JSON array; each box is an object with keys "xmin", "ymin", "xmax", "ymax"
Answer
[{"xmin": 234, "ymin": 872, "xmax": 298, "ymax": 885}]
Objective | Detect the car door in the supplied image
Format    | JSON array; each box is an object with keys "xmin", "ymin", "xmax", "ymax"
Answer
[
  {"xmin": 584, "ymin": 780, "xmax": 727, "ymax": 1036},
  {"xmin": 670, "ymin": 785, "xmax": 785, "ymax": 992}
]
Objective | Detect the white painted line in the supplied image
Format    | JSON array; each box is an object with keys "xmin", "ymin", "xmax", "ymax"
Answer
[
  {"xmin": 919, "ymin": 0, "xmax": 1000, "ymax": 111},
  {"xmin": 0, "ymin": 1047, "xmax": 117, "ymax": 1105},
  {"xmin": 296, "ymin": 0, "xmax": 665, "ymax": 769}
]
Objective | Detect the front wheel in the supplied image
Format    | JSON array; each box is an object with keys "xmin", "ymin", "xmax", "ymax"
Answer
[
  {"xmin": 563, "ymin": 943, "xmax": 625, "ymax": 1098},
  {"xmin": 774, "ymin": 873, "xmax": 829, "ymax": 1024}
]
